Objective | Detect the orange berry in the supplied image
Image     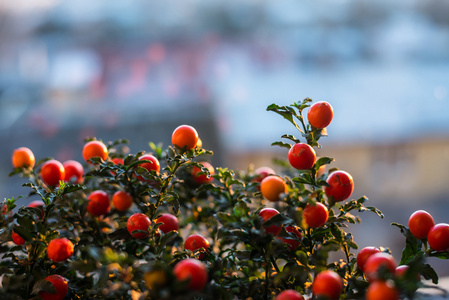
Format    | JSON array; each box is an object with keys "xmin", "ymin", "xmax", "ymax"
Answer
[
  {"xmin": 260, "ymin": 175, "xmax": 287, "ymax": 202},
  {"xmin": 12, "ymin": 147, "xmax": 35, "ymax": 168},
  {"xmin": 307, "ymin": 101, "xmax": 334, "ymax": 129},
  {"xmin": 172, "ymin": 125, "xmax": 199, "ymax": 150},
  {"xmin": 82, "ymin": 140, "xmax": 108, "ymax": 163}
]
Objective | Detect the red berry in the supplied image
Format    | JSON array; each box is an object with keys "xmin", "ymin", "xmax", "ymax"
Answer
[
  {"xmin": 12, "ymin": 230, "xmax": 25, "ymax": 245},
  {"xmin": 428, "ymin": 223, "xmax": 449, "ymax": 252},
  {"xmin": 184, "ymin": 234, "xmax": 210, "ymax": 259},
  {"xmin": 275, "ymin": 289, "xmax": 305, "ymax": 300},
  {"xmin": 259, "ymin": 208, "xmax": 282, "ymax": 236},
  {"xmin": 191, "ymin": 162, "xmax": 215, "ymax": 184},
  {"xmin": 173, "ymin": 258, "xmax": 208, "ymax": 291},
  {"xmin": 364, "ymin": 252, "xmax": 397, "ymax": 282},
  {"xmin": 127, "ymin": 213, "xmax": 151, "ymax": 239},
  {"xmin": 63, "ymin": 160, "xmax": 84, "ymax": 184},
  {"xmin": 39, "ymin": 274, "xmax": 69, "ymax": 300},
  {"xmin": 303, "ymin": 202, "xmax": 329, "ymax": 228},
  {"xmin": 325, "ymin": 170, "xmax": 354, "ymax": 202},
  {"xmin": 277, "ymin": 226, "xmax": 302, "ymax": 250},
  {"xmin": 408, "ymin": 210, "xmax": 435, "ymax": 239},
  {"xmin": 41, "ymin": 160, "xmax": 65, "ymax": 187},
  {"xmin": 312, "ymin": 270, "xmax": 343, "ymax": 300},
  {"xmin": 357, "ymin": 246, "xmax": 381, "ymax": 272},
  {"xmin": 47, "ymin": 238, "xmax": 74, "ymax": 262},
  {"xmin": 87, "ymin": 190, "xmax": 110, "ymax": 216},
  {"xmin": 288, "ymin": 143, "xmax": 316, "ymax": 170},
  {"xmin": 156, "ymin": 213, "xmax": 179, "ymax": 233}
]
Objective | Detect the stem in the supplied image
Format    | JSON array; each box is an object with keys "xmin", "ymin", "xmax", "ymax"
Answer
[
  {"xmin": 307, "ymin": 227, "xmax": 314, "ymax": 255},
  {"xmin": 270, "ymin": 255, "xmax": 289, "ymax": 290},
  {"xmin": 343, "ymin": 242, "xmax": 351, "ymax": 266},
  {"xmin": 265, "ymin": 258, "xmax": 269, "ymax": 300}
]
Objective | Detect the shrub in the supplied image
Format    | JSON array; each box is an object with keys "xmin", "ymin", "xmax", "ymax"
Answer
[{"xmin": 1, "ymin": 98, "xmax": 447, "ymax": 299}]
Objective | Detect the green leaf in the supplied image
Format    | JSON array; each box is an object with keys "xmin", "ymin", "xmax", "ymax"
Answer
[
  {"xmin": 281, "ymin": 134, "xmax": 300, "ymax": 143},
  {"xmin": 391, "ymin": 222, "xmax": 423, "ymax": 265},
  {"xmin": 428, "ymin": 251, "xmax": 449, "ymax": 259},
  {"xmin": 314, "ymin": 157, "xmax": 334, "ymax": 170},
  {"xmin": 32, "ymin": 279, "xmax": 56, "ymax": 295},
  {"xmin": 158, "ymin": 230, "xmax": 179, "ymax": 248},
  {"xmin": 262, "ymin": 213, "xmax": 289, "ymax": 227},
  {"xmin": 266, "ymin": 103, "xmax": 303, "ymax": 132},
  {"xmin": 421, "ymin": 263, "xmax": 439, "ymax": 284},
  {"xmin": 363, "ymin": 206, "xmax": 384, "ymax": 218}
]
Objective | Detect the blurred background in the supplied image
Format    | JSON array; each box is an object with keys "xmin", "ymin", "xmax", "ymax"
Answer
[{"xmin": 1, "ymin": 0, "xmax": 449, "ymax": 274}]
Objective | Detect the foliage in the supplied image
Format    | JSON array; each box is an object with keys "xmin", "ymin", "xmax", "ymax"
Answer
[{"xmin": 1, "ymin": 99, "xmax": 448, "ymax": 299}]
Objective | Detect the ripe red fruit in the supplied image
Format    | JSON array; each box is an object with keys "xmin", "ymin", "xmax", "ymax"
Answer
[
  {"xmin": 137, "ymin": 154, "xmax": 161, "ymax": 179},
  {"xmin": 260, "ymin": 175, "xmax": 288, "ymax": 202},
  {"xmin": 192, "ymin": 162, "xmax": 215, "ymax": 184},
  {"xmin": 366, "ymin": 280, "xmax": 399, "ymax": 300},
  {"xmin": 28, "ymin": 200, "xmax": 44, "ymax": 208},
  {"xmin": 171, "ymin": 125, "xmax": 199, "ymax": 150},
  {"xmin": 47, "ymin": 238, "xmax": 74, "ymax": 262},
  {"xmin": 303, "ymin": 202, "xmax": 329, "ymax": 228},
  {"xmin": 312, "ymin": 270, "xmax": 343, "ymax": 300},
  {"xmin": 259, "ymin": 208, "xmax": 282, "ymax": 236},
  {"xmin": 184, "ymin": 234, "xmax": 210, "ymax": 259},
  {"xmin": 408, "ymin": 210, "xmax": 435, "ymax": 239},
  {"xmin": 307, "ymin": 101, "xmax": 334, "ymax": 129},
  {"xmin": 87, "ymin": 190, "xmax": 110, "ymax": 216},
  {"xmin": 325, "ymin": 170, "xmax": 354, "ymax": 202},
  {"xmin": 41, "ymin": 160, "xmax": 65, "ymax": 187},
  {"xmin": 12, "ymin": 230, "xmax": 25, "ymax": 245},
  {"xmin": 112, "ymin": 191, "xmax": 133, "ymax": 212},
  {"xmin": 127, "ymin": 213, "xmax": 151, "ymax": 239},
  {"xmin": 428, "ymin": 223, "xmax": 449, "ymax": 252},
  {"xmin": 63, "ymin": 160, "xmax": 84, "ymax": 184},
  {"xmin": 395, "ymin": 265, "xmax": 420, "ymax": 281},
  {"xmin": 277, "ymin": 226, "xmax": 302, "ymax": 250},
  {"xmin": 357, "ymin": 246, "xmax": 381, "ymax": 272},
  {"xmin": 156, "ymin": 213, "xmax": 179, "ymax": 233},
  {"xmin": 12, "ymin": 147, "xmax": 35, "ymax": 168},
  {"xmin": 253, "ymin": 166, "xmax": 275, "ymax": 183},
  {"xmin": 275, "ymin": 289, "xmax": 305, "ymax": 300},
  {"xmin": 364, "ymin": 252, "xmax": 397, "ymax": 282},
  {"xmin": 112, "ymin": 157, "xmax": 124, "ymax": 165},
  {"xmin": 288, "ymin": 143, "xmax": 317, "ymax": 170},
  {"xmin": 39, "ymin": 274, "xmax": 69, "ymax": 300},
  {"xmin": 173, "ymin": 258, "xmax": 208, "ymax": 291},
  {"xmin": 82, "ymin": 140, "xmax": 108, "ymax": 163},
  {"xmin": 28, "ymin": 200, "xmax": 45, "ymax": 219}
]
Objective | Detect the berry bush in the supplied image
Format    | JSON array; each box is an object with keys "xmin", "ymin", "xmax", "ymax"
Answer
[{"xmin": 1, "ymin": 98, "xmax": 448, "ymax": 299}]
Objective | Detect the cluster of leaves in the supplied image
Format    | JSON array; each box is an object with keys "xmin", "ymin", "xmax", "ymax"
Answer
[{"xmin": 0, "ymin": 98, "xmax": 447, "ymax": 299}]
